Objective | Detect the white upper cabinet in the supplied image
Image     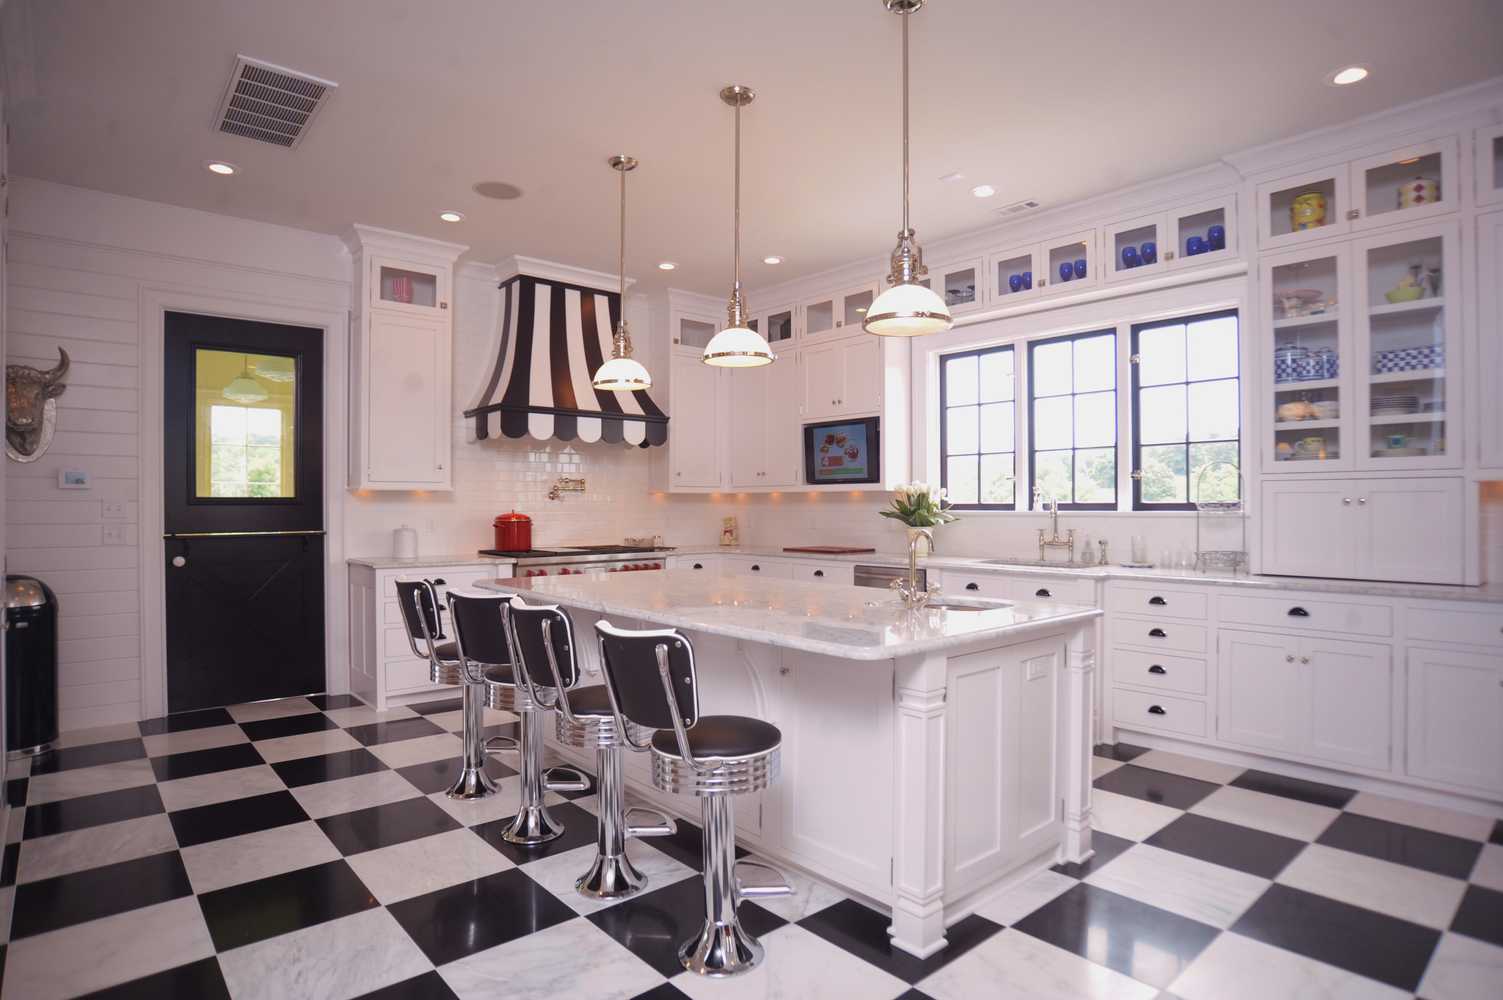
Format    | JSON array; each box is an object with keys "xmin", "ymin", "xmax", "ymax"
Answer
[
  {"xmin": 1257, "ymin": 136, "xmax": 1459, "ymax": 249},
  {"xmin": 801, "ymin": 334, "xmax": 881, "ymax": 420},
  {"xmin": 1479, "ymin": 210, "xmax": 1503, "ymax": 473},
  {"xmin": 368, "ymin": 254, "xmax": 450, "ymax": 316},
  {"xmin": 1263, "ymin": 244, "xmax": 1351, "ymax": 472},
  {"xmin": 751, "ymin": 304, "xmax": 795, "ymax": 352},
  {"xmin": 800, "ymin": 280, "xmax": 880, "ymax": 340},
  {"xmin": 918, "ymin": 257, "xmax": 984, "ymax": 317},
  {"xmin": 986, "ymin": 241, "xmax": 1041, "ymax": 306},
  {"xmin": 1477, "ymin": 124, "xmax": 1503, "ymax": 207},
  {"xmin": 1105, "ymin": 196, "xmax": 1235, "ymax": 283},
  {"xmin": 671, "ymin": 308, "xmax": 721, "ymax": 354},
  {"xmin": 665, "ymin": 352, "xmax": 723, "ymax": 489},
  {"xmin": 983, "ymin": 229, "xmax": 1097, "ymax": 302},
  {"xmin": 727, "ymin": 361, "xmax": 799, "ymax": 489}
]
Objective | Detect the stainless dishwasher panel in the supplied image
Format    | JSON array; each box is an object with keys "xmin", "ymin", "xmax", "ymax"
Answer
[{"xmin": 853, "ymin": 563, "xmax": 926, "ymax": 591}]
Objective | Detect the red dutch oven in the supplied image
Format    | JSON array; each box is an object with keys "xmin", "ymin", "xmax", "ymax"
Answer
[{"xmin": 493, "ymin": 511, "xmax": 532, "ymax": 552}]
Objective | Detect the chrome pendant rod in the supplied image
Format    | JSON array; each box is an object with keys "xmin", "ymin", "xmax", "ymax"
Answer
[
  {"xmin": 901, "ymin": 9, "xmax": 910, "ymax": 235},
  {"xmin": 619, "ymin": 162, "xmax": 627, "ymax": 307},
  {"xmin": 733, "ymin": 97, "xmax": 742, "ymax": 296}
]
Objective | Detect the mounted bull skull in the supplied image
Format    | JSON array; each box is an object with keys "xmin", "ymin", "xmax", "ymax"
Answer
[{"xmin": 7, "ymin": 348, "xmax": 70, "ymax": 462}]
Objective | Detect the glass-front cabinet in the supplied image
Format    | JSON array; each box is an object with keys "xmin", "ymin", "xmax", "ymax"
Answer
[
  {"xmin": 1477, "ymin": 123, "xmax": 1503, "ymax": 207},
  {"xmin": 1106, "ymin": 212, "xmax": 1166, "ymax": 282},
  {"xmin": 800, "ymin": 281, "xmax": 879, "ymax": 339},
  {"xmin": 1105, "ymin": 197, "xmax": 1235, "ymax": 283},
  {"xmin": 985, "ymin": 230, "xmax": 1097, "ymax": 302},
  {"xmin": 672, "ymin": 312, "xmax": 719, "ymax": 352},
  {"xmin": 752, "ymin": 305, "xmax": 795, "ymax": 348},
  {"xmin": 1263, "ymin": 246, "xmax": 1350, "ymax": 470},
  {"xmin": 1258, "ymin": 166, "xmax": 1351, "ymax": 250},
  {"xmin": 368, "ymin": 255, "xmax": 447, "ymax": 314},
  {"xmin": 987, "ymin": 243, "xmax": 1040, "ymax": 305},
  {"xmin": 917, "ymin": 258, "xmax": 983, "ymax": 317}
]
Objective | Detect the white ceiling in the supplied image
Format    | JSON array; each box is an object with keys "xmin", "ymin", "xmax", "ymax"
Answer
[{"xmin": 5, "ymin": 0, "xmax": 1502, "ymax": 296}]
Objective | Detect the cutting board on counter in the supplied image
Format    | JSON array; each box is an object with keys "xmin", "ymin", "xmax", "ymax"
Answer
[{"xmin": 781, "ymin": 546, "xmax": 877, "ymax": 554}]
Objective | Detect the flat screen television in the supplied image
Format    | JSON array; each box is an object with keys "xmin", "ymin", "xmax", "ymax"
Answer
[{"xmin": 802, "ymin": 417, "xmax": 880, "ymax": 485}]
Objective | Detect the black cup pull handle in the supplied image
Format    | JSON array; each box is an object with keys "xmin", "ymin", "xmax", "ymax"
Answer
[
  {"xmin": 751, "ymin": 564, "xmax": 761, "ymax": 571},
  {"xmin": 692, "ymin": 563, "xmax": 703, "ymax": 570},
  {"xmin": 813, "ymin": 570, "xmax": 824, "ymax": 578},
  {"xmin": 965, "ymin": 582, "xmax": 980, "ymax": 591},
  {"xmin": 1288, "ymin": 606, "xmax": 1310, "ymax": 618},
  {"xmin": 1148, "ymin": 628, "xmax": 1167, "ymax": 638},
  {"xmin": 1148, "ymin": 705, "xmax": 1166, "ymax": 715},
  {"xmin": 1035, "ymin": 588, "xmax": 1052, "ymax": 598},
  {"xmin": 1149, "ymin": 596, "xmax": 1167, "ymax": 606},
  {"xmin": 1148, "ymin": 664, "xmax": 1167, "ymax": 675},
  {"xmin": 432, "ymin": 578, "xmax": 447, "ymax": 586}
]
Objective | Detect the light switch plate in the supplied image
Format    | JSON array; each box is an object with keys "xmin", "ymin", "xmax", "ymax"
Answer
[
  {"xmin": 102, "ymin": 525, "xmax": 127, "ymax": 545},
  {"xmin": 102, "ymin": 500, "xmax": 127, "ymax": 519}
]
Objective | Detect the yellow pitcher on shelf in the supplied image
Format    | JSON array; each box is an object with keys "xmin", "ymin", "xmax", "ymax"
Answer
[{"xmin": 1291, "ymin": 192, "xmax": 1327, "ymax": 231}]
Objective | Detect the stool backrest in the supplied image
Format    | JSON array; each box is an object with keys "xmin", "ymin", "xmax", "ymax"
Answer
[
  {"xmin": 394, "ymin": 579, "xmax": 443, "ymax": 659},
  {"xmin": 594, "ymin": 621, "xmax": 699, "ymax": 732},
  {"xmin": 507, "ymin": 598, "xmax": 579, "ymax": 691},
  {"xmin": 446, "ymin": 590, "xmax": 514, "ymax": 667}
]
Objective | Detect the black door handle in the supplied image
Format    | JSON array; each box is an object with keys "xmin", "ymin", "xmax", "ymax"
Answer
[
  {"xmin": 965, "ymin": 582, "xmax": 979, "ymax": 591},
  {"xmin": 1288, "ymin": 606, "xmax": 1310, "ymax": 617},
  {"xmin": 692, "ymin": 563, "xmax": 703, "ymax": 570},
  {"xmin": 1148, "ymin": 628, "xmax": 1167, "ymax": 638},
  {"xmin": 1148, "ymin": 596, "xmax": 1167, "ymax": 606},
  {"xmin": 1148, "ymin": 705, "xmax": 1166, "ymax": 715},
  {"xmin": 813, "ymin": 570, "xmax": 824, "ymax": 578},
  {"xmin": 1148, "ymin": 664, "xmax": 1167, "ymax": 675},
  {"xmin": 1035, "ymin": 588, "xmax": 1052, "ymax": 598},
  {"xmin": 751, "ymin": 564, "xmax": 761, "ymax": 571}
]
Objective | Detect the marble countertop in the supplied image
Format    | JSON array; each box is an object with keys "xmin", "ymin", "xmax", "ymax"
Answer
[
  {"xmin": 347, "ymin": 554, "xmax": 516, "ymax": 570},
  {"xmin": 476, "ymin": 570, "xmax": 1101, "ymax": 661}
]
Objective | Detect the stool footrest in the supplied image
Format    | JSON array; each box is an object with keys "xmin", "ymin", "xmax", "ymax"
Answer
[
  {"xmin": 543, "ymin": 765, "xmax": 590, "ymax": 792},
  {"xmin": 734, "ymin": 860, "xmax": 793, "ymax": 899},
  {"xmin": 484, "ymin": 735, "xmax": 519, "ymax": 754},
  {"xmin": 624, "ymin": 806, "xmax": 677, "ymax": 838}
]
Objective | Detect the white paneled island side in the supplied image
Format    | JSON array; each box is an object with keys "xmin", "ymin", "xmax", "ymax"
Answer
[{"xmin": 477, "ymin": 569, "xmax": 1102, "ymax": 958}]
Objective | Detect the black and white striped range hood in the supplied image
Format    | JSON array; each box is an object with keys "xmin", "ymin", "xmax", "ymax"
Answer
[{"xmin": 464, "ymin": 266, "xmax": 667, "ymax": 447}]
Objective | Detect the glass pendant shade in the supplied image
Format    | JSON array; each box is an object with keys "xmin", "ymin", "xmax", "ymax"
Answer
[
  {"xmin": 591, "ymin": 353, "xmax": 652, "ymax": 390},
  {"xmin": 704, "ymin": 84, "xmax": 775, "ymax": 369},
  {"xmin": 593, "ymin": 154, "xmax": 652, "ymax": 391},
  {"xmin": 864, "ymin": 281, "xmax": 952, "ymax": 337},
  {"xmin": 223, "ymin": 356, "xmax": 268, "ymax": 403},
  {"xmin": 703, "ymin": 324, "xmax": 774, "ymax": 367}
]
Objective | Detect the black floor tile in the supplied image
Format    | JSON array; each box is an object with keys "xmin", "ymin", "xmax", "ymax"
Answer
[
  {"xmin": 316, "ymin": 795, "xmax": 461, "ymax": 856},
  {"xmin": 388, "ymin": 868, "xmax": 575, "ymax": 966},
  {"xmin": 395, "ymin": 756, "xmax": 514, "ymax": 796},
  {"xmin": 23, "ymin": 783, "xmax": 164, "ymax": 839},
  {"xmin": 472, "ymin": 800, "xmax": 600, "ymax": 863},
  {"xmin": 797, "ymin": 897, "xmax": 995, "ymax": 984},
  {"xmin": 1232, "ymin": 883, "xmax": 1438, "ymax": 991},
  {"xmin": 1315, "ymin": 812, "xmax": 1482, "ymax": 880},
  {"xmin": 1228, "ymin": 769, "xmax": 1355, "ymax": 809},
  {"xmin": 1450, "ymin": 884, "xmax": 1503, "ymax": 948},
  {"xmin": 1093, "ymin": 764, "xmax": 1220, "ymax": 811},
  {"xmin": 168, "ymin": 790, "xmax": 309, "ymax": 848},
  {"xmin": 1093, "ymin": 742, "xmax": 1151, "ymax": 762},
  {"xmin": 1146, "ymin": 813, "xmax": 1307, "ymax": 879},
  {"xmin": 1490, "ymin": 820, "xmax": 1503, "ymax": 846},
  {"xmin": 138, "ymin": 708, "xmax": 235, "ymax": 737},
  {"xmin": 30, "ymin": 738, "xmax": 146, "ymax": 775},
  {"xmin": 627, "ymin": 815, "xmax": 748, "ymax": 872},
  {"xmin": 6, "ymin": 776, "xmax": 28, "ymax": 808},
  {"xmin": 197, "ymin": 858, "xmax": 378, "ymax": 951},
  {"xmin": 1, "ymin": 843, "xmax": 18, "ymax": 887},
  {"xmin": 589, "ymin": 873, "xmax": 784, "ymax": 978},
  {"xmin": 1012, "ymin": 882, "xmax": 1218, "ymax": 990},
  {"xmin": 1050, "ymin": 830, "xmax": 1135, "ymax": 879},
  {"xmin": 351, "ymin": 970, "xmax": 460, "ymax": 1000},
  {"xmin": 407, "ymin": 697, "xmax": 463, "ymax": 716},
  {"xmin": 77, "ymin": 957, "xmax": 231, "ymax": 999},
  {"xmin": 895, "ymin": 991, "xmax": 939, "ymax": 1000},
  {"xmin": 149, "ymin": 742, "xmax": 265, "ymax": 782},
  {"xmin": 11, "ymin": 851, "xmax": 192, "ymax": 939},
  {"xmin": 344, "ymin": 716, "xmax": 446, "ymax": 747},
  {"xmin": 240, "ymin": 712, "xmax": 339, "ymax": 742},
  {"xmin": 272, "ymin": 747, "xmax": 388, "ymax": 788},
  {"xmin": 308, "ymin": 693, "xmax": 363, "ymax": 711},
  {"xmin": 625, "ymin": 985, "xmax": 693, "ymax": 1000}
]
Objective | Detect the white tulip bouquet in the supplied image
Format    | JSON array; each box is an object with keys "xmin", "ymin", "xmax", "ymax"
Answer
[{"xmin": 879, "ymin": 482, "xmax": 959, "ymax": 528}]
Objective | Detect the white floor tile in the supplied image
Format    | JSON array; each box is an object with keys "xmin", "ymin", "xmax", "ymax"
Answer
[
  {"xmin": 322, "ymin": 705, "xmax": 420, "ymax": 728},
  {"xmin": 1344, "ymin": 791, "xmax": 1496, "ymax": 843},
  {"xmin": 671, "ymin": 923, "xmax": 910, "ymax": 1000},
  {"xmin": 156, "ymin": 764, "xmax": 286, "ymax": 812},
  {"xmin": 345, "ymin": 828, "xmax": 513, "ymax": 904},
  {"xmin": 290, "ymin": 769, "xmax": 422, "ymax": 820},
  {"xmin": 25, "ymin": 757, "xmax": 156, "ymax": 805},
  {"xmin": 974, "ymin": 869, "xmax": 1079, "ymax": 927},
  {"xmin": 1277, "ymin": 843, "xmax": 1467, "ymax": 929},
  {"xmin": 919, "ymin": 927, "xmax": 1157, "ymax": 1000},
  {"xmin": 179, "ymin": 820, "xmax": 341, "ymax": 894},
  {"xmin": 1470, "ymin": 842, "xmax": 1503, "ymax": 893},
  {"xmin": 1189, "ymin": 785, "xmax": 1339, "ymax": 841},
  {"xmin": 140, "ymin": 723, "xmax": 248, "ymax": 759},
  {"xmin": 424, "ymin": 776, "xmax": 558, "ymax": 828},
  {"xmin": 424, "ymin": 706, "xmax": 514, "ymax": 733},
  {"xmin": 739, "ymin": 856, "xmax": 849, "ymax": 923},
  {"xmin": 227, "ymin": 697, "xmax": 320, "ymax": 723},
  {"xmin": 1417, "ymin": 932, "xmax": 1503, "ymax": 1000},
  {"xmin": 55, "ymin": 722, "xmax": 144, "ymax": 749},
  {"xmin": 1130, "ymin": 749, "xmax": 1244, "ymax": 785},
  {"xmin": 520, "ymin": 841, "xmax": 695, "ymax": 916},
  {"xmin": 0, "ymin": 897, "xmax": 214, "ymax": 1000},
  {"xmin": 1085, "ymin": 843, "xmax": 1270, "ymax": 928},
  {"xmin": 17, "ymin": 813, "xmax": 178, "ymax": 884},
  {"xmin": 368, "ymin": 732, "xmax": 464, "ymax": 769},
  {"xmin": 1090, "ymin": 788, "xmax": 1181, "ymax": 841},
  {"xmin": 442, "ymin": 917, "xmax": 662, "ymax": 1000},
  {"xmin": 1170, "ymin": 931, "xmax": 1409, "ymax": 1000},
  {"xmin": 218, "ymin": 906, "xmax": 431, "ymax": 1000},
  {"xmin": 252, "ymin": 728, "xmax": 363, "ymax": 764},
  {"xmin": 0, "ymin": 885, "xmax": 13, "ymax": 941},
  {"xmin": 1091, "ymin": 756, "xmax": 1124, "ymax": 780}
]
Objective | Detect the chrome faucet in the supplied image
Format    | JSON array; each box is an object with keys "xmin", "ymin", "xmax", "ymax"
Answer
[
  {"xmin": 891, "ymin": 527, "xmax": 942, "ymax": 610},
  {"xmin": 1033, "ymin": 487, "xmax": 1076, "ymax": 563}
]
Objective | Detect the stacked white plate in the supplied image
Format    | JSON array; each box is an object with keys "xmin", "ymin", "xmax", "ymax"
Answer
[{"xmin": 1372, "ymin": 393, "xmax": 1419, "ymax": 416}]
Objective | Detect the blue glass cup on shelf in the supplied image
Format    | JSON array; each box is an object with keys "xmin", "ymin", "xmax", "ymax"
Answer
[
  {"xmin": 1021, "ymin": 271, "xmax": 1032, "ymax": 290},
  {"xmin": 1207, "ymin": 224, "xmax": 1226, "ymax": 251},
  {"xmin": 1073, "ymin": 258, "xmax": 1087, "ymax": 279},
  {"xmin": 1140, "ymin": 241, "xmax": 1157, "ymax": 265},
  {"xmin": 1059, "ymin": 261, "xmax": 1073, "ymax": 282},
  {"xmin": 1121, "ymin": 245, "xmax": 1140, "ymax": 269},
  {"xmin": 1186, "ymin": 235, "xmax": 1207, "ymax": 256},
  {"xmin": 1008, "ymin": 273, "xmax": 1024, "ymax": 293}
]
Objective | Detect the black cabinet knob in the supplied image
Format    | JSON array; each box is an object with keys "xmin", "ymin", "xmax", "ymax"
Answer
[
  {"xmin": 1148, "ymin": 664, "xmax": 1167, "ymax": 675},
  {"xmin": 1287, "ymin": 606, "xmax": 1310, "ymax": 618},
  {"xmin": 751, "ymin": 564, "xmax": 761, "ymax": 571},
  {"xmin": 965, "ymin": 582, "xmax": 979, "ymax": 591},
  {"xmin": 1148, "ymin": 627, "xmax": 1167, "ymax": 638},
  {"xmin": 692, "ymin": 563, "xmax": 703, "ymax": 570},
  {"xmin": 432, "ymin": 578, "xmax": 446, "ymax": 586},
  {"xmin": 813, "ymin": 570, "xmax": 824, "ymax": 578},
  {"xmin": 1148, "ymin": 596, "xmax": 1167, "ymax": 606},
  {"xmin": 1035, "ymin": 588, "xmax": 1052, "ymax": 598},
  {"xmin": 1147, "ymin": 705, "xmax": 1166, "ymax": 715}
]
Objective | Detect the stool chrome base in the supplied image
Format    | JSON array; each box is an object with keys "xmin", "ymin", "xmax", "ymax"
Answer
[
  {"xmin": 572, "ymin": 745, "xmax": 672, "ymax": 901},
  {"xmin": 446, "ymin": 680, "xmax": 499, "ymax": 800},
  {"xmin": 679, "ymin": 919, "xmax": 766, "ymax": 978},
  {"xmin": 576, "ymin": 849, "xmax": 648, "ymax": 898},
  {"xmin": 682, "ymin": 791, "xmax": 765, "ymax": 977},
  {"xmin": 499, "ymin": 708, "xmax": 571, "ymax": 846}
]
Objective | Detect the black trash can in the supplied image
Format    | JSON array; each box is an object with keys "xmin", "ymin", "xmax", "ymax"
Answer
[{"xmin": 6, "ymin": 575, "xmax": 59, "ymax": 759}]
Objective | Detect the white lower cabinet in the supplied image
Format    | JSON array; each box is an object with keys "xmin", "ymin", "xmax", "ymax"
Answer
[
  {"xmin": 1216, "ymin": 630, "xmax": 1302, "ymax": 754},
  {"xmin": 1405, "ymin": 646, "xmax": 1503, "ymax": 795}
]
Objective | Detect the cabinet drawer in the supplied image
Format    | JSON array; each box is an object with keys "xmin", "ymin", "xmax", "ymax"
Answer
[
  {"xmin": 790, "ymin": 560, "xmax": 853, "ymax": 585},
  {"xmin": 1113, "ymin": 689, "xmax": 1207, "ymax": 738},
  {"xmin": 1407, "ymin": 605, "xmax": 1503, "ymax": 649},
  {"xmin": 1111, "ymin": 648, "xmax": 1208, "ymax": 696},
  {"xmin": 1012, "ymin": 577, "xmax": 1095, "ymax": 604},
  {"xmin": 1113, "ymin": 616, "xmax": 1208, "ymax": 654},
  {"xmin": 723, "ymin": 556, "xmax": 793, "ymax": 578},
  {"xmin": 383, "ymin": 600, "xmax": 404, "ymax": 626},
  {"xmin": 941, "ymin": 572, "xmax": 1011, "ymax": 599},
  {"xmin": 1218, "ymin": 594, "xmax": 1392, "ymax": 637},
  {"xmin": 1108, "ymin": 585, "xmax": 1208, "ymax": 621},
  {"xmin": 673, "ymin": 555, "xmax": 722, "ymax": 573},
  {"xmin": 384, "ymin": 627, "xmax": 424, "ymax": 662},
  {"xmin": 386, "ymin": 658, "xmax": 448, "ymax": 693}
]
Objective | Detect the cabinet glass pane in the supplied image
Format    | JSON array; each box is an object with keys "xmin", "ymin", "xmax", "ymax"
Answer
[
  {"xmin": 767, "ymin": 310, "xmax": 794, "ymax": 343},
  {"xmin": 1366, "ymin": 234, "xmax": 1445, "ymax": 461},
  {"xmin": 1492, "ymin": 135, "xmax": 1503, "ymax": 195},
  {"xmin": 678, "ymin": 318, "xmax": 716, "ymax": 349},
  {"xmin": 994, "ymin": 252, "xmax": 1033, "ymax": 298},
  {"xmin": 1268, "ymin": 177, "xmax": 1338, "ymax": 240},
  {"xmin": 194, "ymin": 349, "xmax": 296, "ymax": 499},
  {"xmin": 942, "ymin": 267, "xmax": 977, "ymax": 308},
  {"xmin": 843, "ymin": 289, "xmax": 874, "ymax": 327},
  {"xmin": 1112, "ymin": 223, "xmax": 1159, "ymax": 276},
  {"xmin": 378, "ymin": 266, "xmax": 437, "ymax": 308},
  {"xmin": 1176, "ymin": 206, "xmax": 1227, "ymax": 259},
  {"xmin": 1271, "ymin": 253, "xmax": 1341, "ymax": 465},
  {"xmin": 806, "ymin": 299, "xmax": 834, "ymax": 334},
  {"xmin": 1046, "ymin": 239, "xmax": 1090, "ymax": 286},
  {"xmin": 1363, "ymin": 151, "xmax": 1443, "ymax": 222}
]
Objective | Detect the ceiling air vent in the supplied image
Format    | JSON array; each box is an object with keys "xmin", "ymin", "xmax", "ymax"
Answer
[
  {"xmin": 213, "ymin": 56, "xmax": 338, "ymax": 149},
  {"xmin": 996, "ymin": 198, "xmax": 1041, "ymax": 216}
]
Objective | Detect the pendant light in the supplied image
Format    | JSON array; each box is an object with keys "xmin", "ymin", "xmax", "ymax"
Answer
[
  {"xmin": 592, "ymin": 154, "xmax": 653, "ymax": 391},
  {"xmin": 223, "ymin": 354, "xmax": 268, "ymax": 403},
  {"xmin": 703, "ymin": 85, "xmax": 775, "ymax": 368},
  {"xmin": 863, "ymin": 0, "xmax": 953, "ymax": 338}
]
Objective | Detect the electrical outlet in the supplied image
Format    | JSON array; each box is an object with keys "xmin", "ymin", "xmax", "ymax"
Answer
[
  {"xmin": 102, "ymin": 500, "xmax": 127, "ymax": 520},
  {"xmin": 102, "ymin": 525, "xmax": 127, "ymax": 545}
]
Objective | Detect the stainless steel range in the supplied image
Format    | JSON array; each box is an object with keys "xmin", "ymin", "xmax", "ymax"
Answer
[{"xmin": 477, "ymin": 544, "xmax": 675, "ymax": 578}]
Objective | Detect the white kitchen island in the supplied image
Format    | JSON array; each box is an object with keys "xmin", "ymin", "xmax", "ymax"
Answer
[{"xmin": 477, "ymin": 569, "xmax": 1102, "ymax": 958}]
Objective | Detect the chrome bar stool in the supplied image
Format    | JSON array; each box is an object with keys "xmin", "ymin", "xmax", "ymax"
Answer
[
  {"xmin": 594, "ymin": 621, "xmax": 792, "ymax": 977},
  {"xmin": 507, "ymin": 596, "xmax": 675, "ymax": 899},
  {"xmin": 394, "ymin": 579, "xmax": 512, "ymax": 800},
  {"xmin": 446, "ymin": 590, "xmax": 587, "ymax": 845}
]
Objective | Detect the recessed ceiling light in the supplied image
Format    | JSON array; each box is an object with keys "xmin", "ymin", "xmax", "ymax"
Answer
[
  {"xmin": 939, "ymin": 171, "xmax": 964, "ymax": 183},
  {"xmin": 1328, "ymin": 65, "xmax": 1369, "ymax": 86},
  {"xmin": 763, "ymin": 255, "xmax": 784, "ymax": 265},
  {"xmin": 657, "ymin": 261, "xmax": 677, "ymax": 271},
  {"xmin": 438, "ymin": 210, "xmax": 464, "ymax": 223},
  {"xmin": 205, "ymin": 160, "xmax": 237, "ymax": 176},
  {"xmin": 971, "ymin": 184, "xmax": 996, "ymax": 199}
]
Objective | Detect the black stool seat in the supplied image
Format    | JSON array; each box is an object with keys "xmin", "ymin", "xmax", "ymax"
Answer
[
  {"xmin": 482, "ymin": 663, "xmax": 515, "ymax": 685},
  {"xmin": 434, "ymin": 640, "xmax": 458, "ymax": 660},
  {"xmin": 651, "ymin": 716, "xmax": 781, "ymax": 759},
  {"xmin": 568, "ymin": 685, "xmax": 614, "ymax": 716}
]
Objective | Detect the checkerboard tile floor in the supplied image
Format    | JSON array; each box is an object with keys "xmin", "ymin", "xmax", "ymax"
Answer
[{"xmin": 1, "ymin": 697, "xmax": 1500, "ymax": 999}]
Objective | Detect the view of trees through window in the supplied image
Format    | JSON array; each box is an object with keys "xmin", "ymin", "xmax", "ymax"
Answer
[
  {"xmin": 209, "ymin": 405, "xmax": 285, "ymax": 497},
  {"xmin": 941, "ymin": 345, "xmax": 1016, "ymax": 507},
  {"xmin": 1029, "ymin": 330, "xmax": 1117, "ymax": 508}
]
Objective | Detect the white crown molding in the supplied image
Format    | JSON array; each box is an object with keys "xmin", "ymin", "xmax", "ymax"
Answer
[
  {"xmin": 497, "ymin": 254, "xmax": 636, "ymax": 292},
  {"xmin": 344, "ymin": 223, "xmax": 468, "ymax": 262}
]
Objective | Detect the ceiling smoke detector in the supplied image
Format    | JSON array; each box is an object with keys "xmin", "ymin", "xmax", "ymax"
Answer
[
  {"xmin": 472, "ymin": 181, "xmax": 524, "ymax": 200},
  {"xmin": 214, "ymin": 55, "xmax": 338, "ymax": 149}
]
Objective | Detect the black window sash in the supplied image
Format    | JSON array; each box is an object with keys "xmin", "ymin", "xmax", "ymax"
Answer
[
  {"xmin": 1027, "ymin": 329, "xmax": 1117, "ymax": 511},
  {"xmin": 939, "ymin": 344, "xmax": 1016, "ymax": 510}
]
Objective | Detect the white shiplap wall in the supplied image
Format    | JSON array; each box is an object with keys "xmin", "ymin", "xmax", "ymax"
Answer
[{"xmin": 5, "ymin": 177, "xmax": 350, "ymax": 730}]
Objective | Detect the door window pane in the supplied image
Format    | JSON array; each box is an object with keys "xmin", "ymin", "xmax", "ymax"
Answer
[
  {"xmin": 195, "ymin": 349, "xmax": 296, "ymax": 499},
  {"xmin": 1028, "ymin": 330, "xmax": 1117, "ymax": 507},
  {"xmin": 940, "ymin": 344, "xmax": 1016, "ymax": 508}
]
